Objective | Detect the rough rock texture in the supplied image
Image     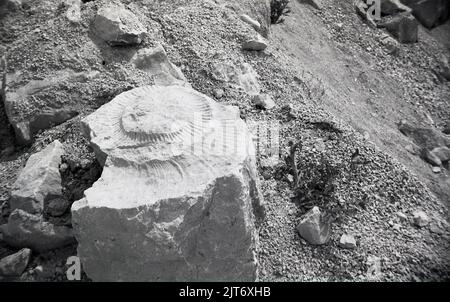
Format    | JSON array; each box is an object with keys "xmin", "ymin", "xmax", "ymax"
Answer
[
  {"xmin": 211, "ymin": 62, "xmax": 261, "ymax": 96},
  {"xmin": 132, "ymin": 45, "xmax": 189, "ymax": 87},
  {"xmin": 240, "ymin": 14, "xmax": 261, "ymax": 31},
  {"xmin": 72, "ymin": 85, "xmax": 263, "ymax": 281},
  {"xmin": 381, "ymin": 13, "xmax": 418, "ymax": 43},
  {"xmin": 400, "ymin": 0, "xmax": 450, "ymax": 28},
  {"xmin": 93, "ymin": 2, "xmax": 146, "ymax": 46},
  {"xmin": 296, "ymin": 207, "xmax": 331, "ymax": 245},
  {"xmin": 380, "ymin": 0, "xmax": 411, "ymax": 15},
  {"xmin": 413, "ymin": 210, "xmax": 430, "ymax": 227},
  {"xmin": 0, "ymin": 209, "xmax": 75, "ymax": 252},
  {"xmin": 242, "ymin": 35, "xmax": 269, "ymax": 51},
  {"xmin": 0, "ymin": 248, "xmax": 31, "ymax": 277},
  {"xmin": 10, "ymin": 140, "xmax": 64, "ymax": 214}
]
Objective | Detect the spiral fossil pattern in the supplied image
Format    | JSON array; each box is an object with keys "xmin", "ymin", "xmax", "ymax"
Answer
[{"xmin": 83, "ymin": 85, "xmax": 253, "ymax": 204}]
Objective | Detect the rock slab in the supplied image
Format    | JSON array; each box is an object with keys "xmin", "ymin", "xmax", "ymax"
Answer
[
  {"xmin": 10, "ymin": 140, "xmax": 64, "ymax": 214},
  {"xmin": 93, "ymin": 3, "xmax": 146, "ymax": 46},
  {"xmin": 0, "ymin": 209, "xmax": 75, "ymax": 252},
  {"xmin": 72, "ymin": 85, "xmax": 264, "ymax": 281},
  {"xmin": 297, "ymin": 207, "xmax": 331, "ymax": 245},
  {"xmin": 0, "ymin": 248, "xmax": 31, "ymax": 277}
]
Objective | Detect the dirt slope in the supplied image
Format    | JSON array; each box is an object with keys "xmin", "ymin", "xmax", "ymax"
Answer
[{"xmin": 0, "ymin": 0, "xmax": 449, "ymax": 281}]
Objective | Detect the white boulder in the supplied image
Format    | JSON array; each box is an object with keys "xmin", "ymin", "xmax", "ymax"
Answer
[{"xmin": 72, "ymin": 85, "xmax": 264, "ymax": 281}]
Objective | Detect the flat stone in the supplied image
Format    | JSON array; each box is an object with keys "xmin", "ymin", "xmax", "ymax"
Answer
[
  {"xmin": 10, "ymin": 140, "xmax": 64, "ymax": 214},
  {"xmin": 242, "ymin": 35, "xmax": 268, "ymax": 51},
  {"xmin": 339, "ymin": 234, "xmax": 357, "ymax": 249},
  {"xmin": 3, "ymin": 70, "xmax": 96, "ymax": 145},
  {"xmin": 240, "ymin": 14, "xmax": 261, "ymax": 31},
  {"xmin": 0, "ymin": 209, "xmax": 75, "ymax": 252},
  {"xmin": 93, "ymin": 3, "xmax": 146, "ymax": 46},
  {"xmin": 297, "ymin": 207, "xmax": 331, "ymax": 245},
  {"xmin": 46, "ymin": 197, "xmax": 71, "ymax": 217},
  {"xmin": 132, "ymin": 45, "xmax": 190, "ymax": 87},
  {"xmin": 72, "ymin": 85, "xmax": 264, "ymax": 281},
  {"xmin": 252, "ymin": 94, "xmax": 275, "ymax": 110},
  {"xmin": 412, "ymin": 210, "xmax": 430, "ymax": 227},
  {"xmin": 0, "ymin": 248, "xmax": 31, "ymax": 277}
]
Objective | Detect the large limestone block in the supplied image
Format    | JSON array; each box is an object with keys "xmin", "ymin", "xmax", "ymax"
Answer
[
  {"xmin": 10, "ymin": 140, "xmax": 64, "ymax": 214},
  {"xmin": 72, "ymin": 85, "xmax": 264, "ymax": 281}
]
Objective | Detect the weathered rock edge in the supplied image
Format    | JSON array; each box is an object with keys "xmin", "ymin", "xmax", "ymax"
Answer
[{"xmin": 71, "ymin": 85, "xmax": 264, "ymax": 281}]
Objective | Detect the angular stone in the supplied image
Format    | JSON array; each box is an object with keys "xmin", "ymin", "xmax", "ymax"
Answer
[
  {"xmin": 0, "ymin": 248, "xmax": 31, "ymax": 277},
  {"xmin": 93, "ymin": 3, "xmax": 146, "ymax": 46},
  {"xmin": 132, "ymin": 45, "xmax": 190, "ymax": 87},
  {"xmin": 240, "ymin": 14, "xmax": 261, "ymax": 31},
  {"xmin": 0, "ymin": 209, "xmax": 75, "ymax": 252},
  {"xmin": 3, "ymin": 70, "xmax": 94, "ymax": 145},
  {"xmin": 301, "ymin": 0, "xmax": 323, "ymax": 10},
  {"xmin": 65, "ymin": 0, "xmax": 82, "ymax": 23},
  {"xmin": 339, "ymin": 234, "xmax": 357, "ymax": 249},
  {"xmin": 380, "ymin": 0, "xmax": 411, "ymax": 15},
  {"xmin": 382, "ymin": 13, "xmax": 418, "ymax": 43},
  {"xmin": 252, "ymin": 94, "xmax": 275, "ymax": 110},
  {"xmin": 380, "ymin": 34, "xmax": 400, "ymax": 55},
  {"xmin": 46, "ymin": 197, "xmax": 71, "ymax": 217},
  {"xmin": 413, "ymin": 210, "xmax": 430, "ymax": 227},
  {"xmin": 211, "ymin": 62, "xmax": 261, "ymax": 96},
  {"xmin": 242, "ymin": 35, "xmax": 268, "ymax": 51},
  {"xmin": 72, "ymin": 85, "xmax": 264, "ymax": 281},
  {"xmin": 10, "ymin": 140, "xmax": 64, "ymax": 214},
  {"xmin": 400, "ymin": 0, "xmax": 450, "ymax": 28},
  {"xmin": 430, "ymin": 146, "xmax": 450, "ymax": 163},
  {"xmin": 297, "ymin": 207, "xmax": 331, "ymax": 245}
]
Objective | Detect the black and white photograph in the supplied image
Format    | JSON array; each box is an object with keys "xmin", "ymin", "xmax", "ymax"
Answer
[{"xmin": 0, "ymin": 0, "xmax": 449, "ymax": 289}]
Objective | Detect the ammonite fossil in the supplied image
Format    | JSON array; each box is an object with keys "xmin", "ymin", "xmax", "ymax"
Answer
[{"xmin": 81, "ymin": 85, "xmax": 254, "ymax": 207}]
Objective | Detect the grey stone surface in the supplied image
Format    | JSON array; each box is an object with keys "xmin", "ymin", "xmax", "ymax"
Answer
[
  {"xmin": 297, "ymin": 207, "xmax": 331, "ymax": 245},
  {"xmin": 10, "ymin": 140, "xmax": 64, "ymax": 214},
  {"xmin": 72, "ymin": 85, "xmax": 264, "ymax": 281},
  {"xmin": 93, "ymin": 3, "xmax": 146, "ymax": 46},
  {"xmin": 0, "ymin": 248, "xmax": 31, "ymax": 277},
  {"xmin": 0, "ymin": 209, "xmax": 75, "ymax": 252},
  {"xmin": 132, "ymin": 45, "xmax": 190, "ymax": 87}
]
